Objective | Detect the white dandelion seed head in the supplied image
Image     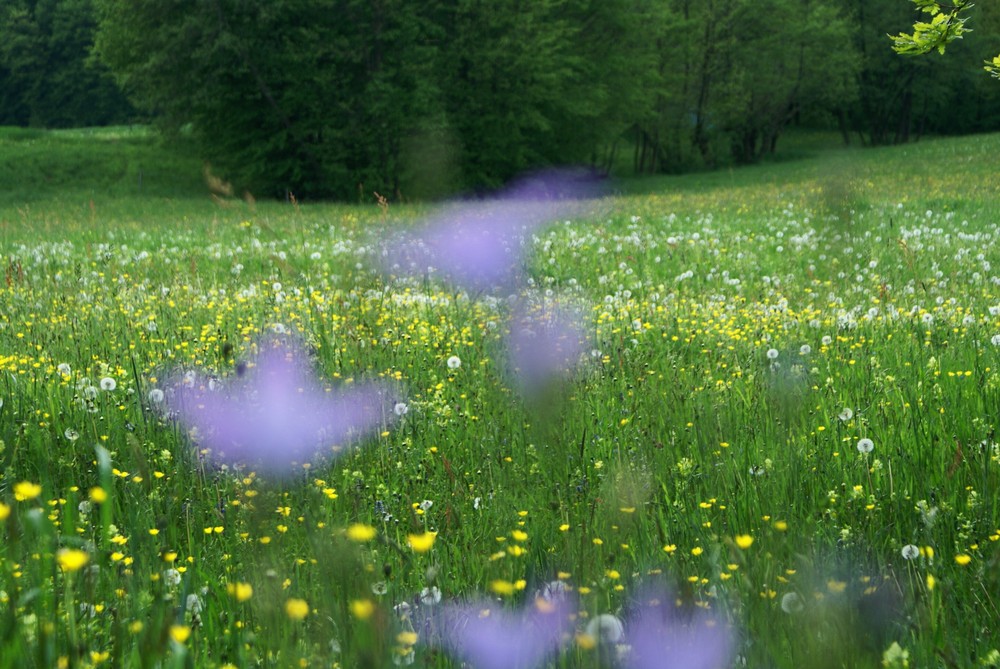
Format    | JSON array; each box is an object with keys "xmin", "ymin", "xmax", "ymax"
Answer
[
  {"xmin": 446, "ymin": 355, "xmax": 462, "ymax": 370},
  {"xmin": 838, "ymin": 408, "xmax": 854, "ymax": 422},
  {"xmin": 799, "ymin": 344, "xmax": 811, "ymax": 355},
  {"xmin": 100, "ymin": 377, "xmax": 117, "ymax": 392},
  {"xmin": 418, "ymin": 499, "xmax": 433, "ymax": 511},
  {"xmin": 857, "ymin": 438, "xmax": 874, "ymax": 454},
  {"xmin": 148, "ymin": 388, "xmax": 165, "ymax": 404},
  {"xmin": 393, "ymin": 402, "xmax": 409, "ymax": 417},
  {"xmin": 64, "ymin": 428, "xmax": 79, "ymax": 442},
  {"xmin": 991, "ymin": 334, "xmax": 1000, "ymax": 346},
  {"xmin": 766, "ymin": 348, "xmax": 780, "ymax": 360},
  {"xmin": 419, "ymin": 586, "xmax": 441, "ymax": 606},
  {"xmin": 781, "ymin": 592, "xmax": 804, "ymax": 614},
  {"xmin": 901, "ymin": 544, "xmax": 919, "ymax": 560},
  {"xmin": 57, "ymin": 363, "xmax": 72, "ymax": 376},
  {"xmin": 585, "ymin": 613, "xmax": 625, "ymax": 644},
  {"xmin": 821, "ymin": 335, "xmax": 833, "ymax": 346}
]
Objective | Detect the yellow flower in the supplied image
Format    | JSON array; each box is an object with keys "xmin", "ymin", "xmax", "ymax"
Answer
[
  {"xmin": 407, "ymin": 531, "xmax": 437, "ymax": 553},
  {"xmin": 396, "ymin": 631, "xmax": 418, "ymax": 646},
  {"xmin": 89, "ymin": 487, "xmax": 108, "ymax": 504},
  {"xmin": 0, "ymin": 502, "xmax": 10, "ymax": 521},
  {"xmin": 691, "ymin": 546, "xmax": 703, "ymax": 556},
  {"xmin": 227, "ymin": 582, "xmax": 254, "ymax": 602},
  {"xmin": 14, "ymin": 481, "xmax": 42, "ymax": 501},
  {"xmin": 926, "ymin": 574, "xmax": 936, "ymax": 591},
  {"xmin": 663, "ymin": 544, "xmax": 677, "ymax": 553},
  {"xmin": 490, "ymin": 579, "xmax": 516, "ymax": 596},
  {"xmin": 285, "ymin": 598, "xmax": 310, "ymax": 621},
  {"xmin": 954, "ymin": 554, "xmax": 972, "ymax": 566},
  {"xmin": 350, "ymin": 599, "xmax": 375, "ymax": 620},
  {"xmin": 735, "ymin": 534, "xmax": 754, "ymax": 549},
  {"xmin": 346, "ymin": 523, "xmax": 377, "ymax": 542},
  {"xmin": 169, "ymin": 625, "xmax": 191, "ymax": 644},
  {"xmin": 57, "ymin": 548, "xmax": 89, "ymax": 573}
]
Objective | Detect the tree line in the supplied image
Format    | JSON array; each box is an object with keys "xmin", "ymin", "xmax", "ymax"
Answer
[{"xmin": 2, "ymin": 0, "xmax": 1000, "ymax": 200}]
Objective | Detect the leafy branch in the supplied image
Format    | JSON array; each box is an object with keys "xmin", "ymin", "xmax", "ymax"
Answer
[{"xmin": 889, "ymin": 0, "xmax": 974, "ymax": 55}]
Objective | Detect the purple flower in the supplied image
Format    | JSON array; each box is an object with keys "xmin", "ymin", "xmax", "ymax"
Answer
[
  {"xmin": 163, "ymin": 338, "xmax": 398, "ymax": 472},
  {"xmin": 430, "ymin": 596, "xmax": 575, "ymax": 669},
  {"xmin": 506, "ymin": 301, "xmax": 588, "ymax": 393},
  {"xmin": 383, "ymin": 168, "xmax": 603, "ymax": 292},
  {"xmin": 625, "ymin": 589, "xmax": 733, "ymax": 669}
]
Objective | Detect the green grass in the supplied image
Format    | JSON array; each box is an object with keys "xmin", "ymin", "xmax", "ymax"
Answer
[{"xmin": 0, "ymin": 128, "xmax": 999, "ymax": 669}]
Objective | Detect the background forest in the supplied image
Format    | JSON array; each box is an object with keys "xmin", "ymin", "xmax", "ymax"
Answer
[{"xmin": 2, "ymin": 0, "xmax": 1000, "ymax": 200}]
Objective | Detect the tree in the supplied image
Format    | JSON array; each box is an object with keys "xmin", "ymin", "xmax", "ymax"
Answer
[{"xmin": 0, "ymin": 0, "xmax": 133, "ymax": 127}]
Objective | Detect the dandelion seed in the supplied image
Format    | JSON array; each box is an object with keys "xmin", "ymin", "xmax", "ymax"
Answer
[
  {"xmin": 393, "ymin": 402, "xmax": 409, "ymax": 416},
  {"xmin": 57, "ymin": 363, "xmax": 72, "ymax": 376},
  {"xmin": 838, "ymin": 408, "xmax": 854, "ymax": 422},
  {"xmin": 799, "ymin": 344, "xmax": 811, "ymax": 355},
  {"xmin": 100, "ymin": 377, "xmax": 117, "ymax": 392},
  {"xmin": 585, "ymin": 613, "xmax": 625, "ymax": 644},
  {"xmin": 766, "ymin": 348, "xmax": 779, "ymax": 360},
  {"xmin": 447, "ymin": 355, "xmax": 462, "ymax": 370},
  {"xmin": 64, "ymin": 428, "xmax": 79, "ymax": 442},
  {"xmin": 780, "ymin": 592, "xmax": 804, "ymax": 614},
  {"xmin": 901, "ymin": 544, "xmax": 919, "ymax": 560},
  {"xmin": 992, "ymin": 334, "xmax": 1000, "ymax": 346},
  {"xmin": 420, "ymin": 586, "xmax": 442, "ymax": 606},
  {"xmin": 148, "ymin": 388, "xmax": 164, "ymax": 404},
  {"xmin": 857, "ymin": 438, "xmax": 874, "ymax": 454}
]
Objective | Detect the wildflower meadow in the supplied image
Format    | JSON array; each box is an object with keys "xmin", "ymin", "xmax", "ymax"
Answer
[{"xmin": 1, "ymin": 129, "xmax": 999, "ymax": 668}]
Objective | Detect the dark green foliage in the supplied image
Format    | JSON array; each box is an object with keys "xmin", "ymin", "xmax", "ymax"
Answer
[
  {"xmin": 0, "ymin": 0, "xmax": 134, "ymax": 127},
  {"xmin": 79, "ymin": 0, "xmax": 1000, "ymax": 198}
]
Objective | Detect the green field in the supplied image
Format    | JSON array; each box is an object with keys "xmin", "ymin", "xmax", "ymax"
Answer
[{"xmin": 1, "ymin": 128, "xmax": 999, "ymax": 668}]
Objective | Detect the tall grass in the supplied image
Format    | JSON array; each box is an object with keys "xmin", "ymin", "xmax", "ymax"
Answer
[{"xmin": 0, "ymin": 129, "xmax": 998, "ymax": 668}]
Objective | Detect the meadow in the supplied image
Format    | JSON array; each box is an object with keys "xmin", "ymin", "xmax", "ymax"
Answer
[{"xmin": 1, "ymin": 127, "xmax": 999, "ymax": 669}]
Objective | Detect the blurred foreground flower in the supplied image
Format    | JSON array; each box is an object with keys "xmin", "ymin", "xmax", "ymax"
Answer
[
  {"xmin": 382, "ymin": 168, "xmax": 603, "ymax": 292},
  {"xmin": 625, "ymin": 589, "xmax": 733, "ymax": 669},
  {"xmin": 164, "ymin": 338, "xmax": 399, "ymax": 472},
  {"xmin": 429, "ymin": 596, "xmax": 575, "ymax": 669},
  {"xmin": 506, "ymin": 301, "xmax": 588, "ymax": 393}
]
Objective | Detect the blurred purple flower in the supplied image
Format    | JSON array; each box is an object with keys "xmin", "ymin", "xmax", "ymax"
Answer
[
  {"xmin": 625, "ymin": 589, "xmax": 733, "ymax": 669},
  {"xmin": 383, "ymin": 168, "xmax": 604, "ymax": 292},
  {"xmin": 164, "ymin": 338, "xmax": 398, "ymax": 472},
  {"xmin": 506, "ymin": 301, "xmax": 588, "ymax": 393},
  {"xmin": 431, "ymin": 596, "xmax": 575, "ymax": 669}
]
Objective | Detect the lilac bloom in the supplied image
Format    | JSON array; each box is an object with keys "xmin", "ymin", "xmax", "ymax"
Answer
[
  {"xmin": 164, "ymin": 338, "xmax": 397, "ymax": 472},
  {"xmin": 626, "ymin": 589, "xmax": 733, "ymax": 669},
  {"xmin": 431, "ymin": 596, "xmax": 575, "ymax": 669},
  {"xmin": 383, "ymin": 168, "xmax": 603, "ymax": 293},
  {"xmin": 506, "ymin": 301, "xmax": 588, "ymax": 393}
]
